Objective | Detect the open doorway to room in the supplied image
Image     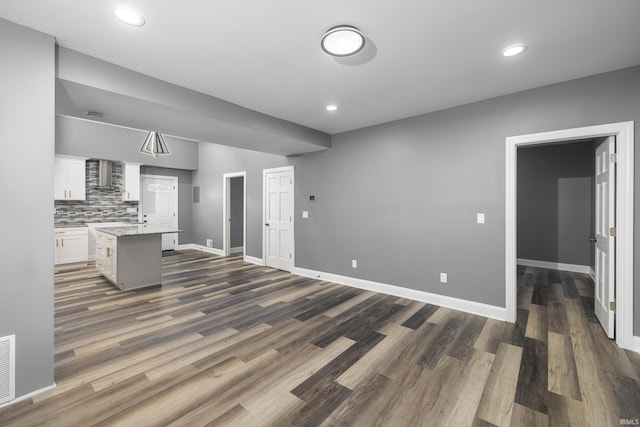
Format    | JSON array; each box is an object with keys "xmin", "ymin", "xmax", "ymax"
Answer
[
  {"xmin": 505, "ymin": 122, "xmax": 634, "ymax": 350},
  {"xmin": 223, "ymin": 172, "xmax": 246, "ymax": 257}
]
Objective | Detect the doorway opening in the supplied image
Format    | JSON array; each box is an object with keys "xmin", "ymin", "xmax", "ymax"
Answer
[
  {"xmin": 223, "ymin": 172, "xmax": 246, "ymax": 258},
  {"xmin": 505, "ymin": 122, "xmax": 634, "ymax": 350},
  {"xmin": 140, "ymin": 174, "xmax": 179, "ymax": 251}
]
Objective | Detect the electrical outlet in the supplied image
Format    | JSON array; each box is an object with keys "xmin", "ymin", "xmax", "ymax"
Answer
[
  {"xmin": 206, "ymin": 239, "xmax": 213, "ymax": 247},
  {"xmin": 352, "ymin": 259, "xmax": 358, "ymax": 268},
  {"xmin": 477, "ymin": 213, "xmax": 485, "ymax": 224},
  {"xmin": 302, "ymin": 211, "xmax": 309, "ymax": 218},
  {"xmin": 440, "ymin": 273, "xmax": 448, "ymax": 283}
]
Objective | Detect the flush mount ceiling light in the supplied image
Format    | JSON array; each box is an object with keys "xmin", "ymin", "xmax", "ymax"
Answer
[
  {"xmin": 501, "ymin": 44, "xmax": 527, "ymax": 57},
  {"xmin": 321, "ymin": 25, "xmax": 365, "ymax": 57},
  {"xmin": 114, "ymin": 7, "xmax": 145, "ymax": 26},
  {"xmin": 140, "ymin": 131, "xmax": 170, "ymax": 158},
  {"xmin": 325, "ymin": 104, "xmax": 338, "ymax": 111}
]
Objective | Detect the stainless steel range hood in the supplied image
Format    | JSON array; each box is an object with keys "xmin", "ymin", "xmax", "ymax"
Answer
[{"xmin": 98, "ymin": 160, "xmax": 113, "ymax": 187}]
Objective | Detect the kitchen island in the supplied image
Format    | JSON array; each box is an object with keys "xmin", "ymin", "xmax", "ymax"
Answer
[{"xmin": 95, "ymin": 224, "xmax": 182, "ymax": 290}]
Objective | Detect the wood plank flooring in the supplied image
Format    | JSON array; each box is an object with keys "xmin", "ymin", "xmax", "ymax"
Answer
[{"xmin": 1, "ymin": 252, "xmax": 639, "ymax": 426}]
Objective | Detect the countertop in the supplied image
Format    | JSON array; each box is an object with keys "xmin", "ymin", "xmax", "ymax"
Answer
[{"xmin": 95, "ymin": 224, "xmax": 182, "ymax": 237}]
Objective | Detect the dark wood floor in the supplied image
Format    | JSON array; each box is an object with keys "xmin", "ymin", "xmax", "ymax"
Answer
[{"xmin": 1, "ymin": 251, "xmax": 639, "ymax": 426}]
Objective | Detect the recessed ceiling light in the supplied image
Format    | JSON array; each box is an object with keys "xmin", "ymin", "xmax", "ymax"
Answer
[
  {"xmin": 321, "ymin": 25, "xmax": 365, "ymax": 57},
  {"xmin": 114, "ymin": 8, "xmax": 145, "ymax": 26},
  {"xmin": 501, "ymin": 44, "xmax": 527, "ymax": 57},
  {"xmin": 325, "ymin": 105, "xmax": 338, "ymax": 111}
]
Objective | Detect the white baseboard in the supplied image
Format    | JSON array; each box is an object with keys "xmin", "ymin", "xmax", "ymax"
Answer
[
  {"xmin": 230, "ymin": 246, "xmax": 244, "ymax": 254},
  {"xmin": 292, "ymin": 267, "xmax": 507, "ymax": 321},
  {"xmin": 589, "ymin": 267, "xmax": 595, "ymax": 281},
  {"xmin": 179, "ymin": 244, "xmax": 225, "ymax": 256},
  {"xmin": 633, "ymin": 335, "xmax": 640, "ymax": 354},
  {"xmin": 244, "ymin": 256, "xmax": 264, "ymax": 266},
  {"xmin": 0, "ymin": 383, "xmax": 56, "ymax": 410},
  {"xmin": 517, "ymin": 258, "xmax": 591, "ymax": 274}
]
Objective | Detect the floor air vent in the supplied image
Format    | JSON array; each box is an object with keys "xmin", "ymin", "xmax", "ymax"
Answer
[{"xmin": 0, "ymin": 335, "xmax": 15, "ymax": 405}]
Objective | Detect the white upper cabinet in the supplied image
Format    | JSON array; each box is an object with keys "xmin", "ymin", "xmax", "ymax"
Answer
[
  {"xmin": 122, "ymin": 163, "xmax": 141, "ymax": 201},
  {"xmin": 55, "ymin": 156, "xmax": 86, "ymax": 200}
]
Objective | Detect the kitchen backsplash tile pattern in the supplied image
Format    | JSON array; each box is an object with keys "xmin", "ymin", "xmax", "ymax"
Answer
[{"xmin": 54, "ymin": 160, "xmax": 139, "ymax": 226}]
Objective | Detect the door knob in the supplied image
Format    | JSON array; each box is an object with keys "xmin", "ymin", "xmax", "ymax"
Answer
[
  {"xmin": 589, "ymin": 237, "xmax": 597, "ymax": 243},
  {"xmin": 265, "ymin": 223, "xmax": 270, "ymax": 226}
]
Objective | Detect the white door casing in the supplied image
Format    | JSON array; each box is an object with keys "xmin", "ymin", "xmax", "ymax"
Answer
[
  {"xmin": 263, "ymin": 166, "xmax": 294, "ymax": 271},
  {"xmin": 223, "ymin": 171, "xmax": 247, "ymax": 257},
  {"xmin": 594, "ymin": 136, "xmax": 616, "ymax": 338},
  {"xmin": 141, "ymin": 175, "xmax": 178, "ymax": 251},
  {"xmin": 505, "ymin": 121, "xmax": 634, "ymax": 351}
]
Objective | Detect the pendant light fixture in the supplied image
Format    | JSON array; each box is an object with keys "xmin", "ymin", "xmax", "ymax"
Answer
[
  {"xmin": 140, "ymin": 131, "xmax": 170, "ymax": 158},
  {"xmin": 321, "ymin": 25, "xmax": 365, "ymax": 57}
]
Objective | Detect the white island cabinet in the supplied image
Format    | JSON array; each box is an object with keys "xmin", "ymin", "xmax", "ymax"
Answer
[
  {"xmin": 95, "ymin": 225, "xmax": 181, "ymax": 290},
  {"xmin": 54, "ymin": 227, "xmax": 88, "ymax": 266}
]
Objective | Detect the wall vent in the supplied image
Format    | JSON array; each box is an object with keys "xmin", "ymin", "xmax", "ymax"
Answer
[{"xmin": 0, "ymin": 335, "xmax": 15, "ymax": 405}]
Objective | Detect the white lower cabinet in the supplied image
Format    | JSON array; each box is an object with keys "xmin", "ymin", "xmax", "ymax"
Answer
[
  {"xmin": 54, "ymin": 227, "xmax": 88, "ymax": 266},
  {"xmin": 96, "ymin": 231, "xmax": 117, "ymax": 283}
]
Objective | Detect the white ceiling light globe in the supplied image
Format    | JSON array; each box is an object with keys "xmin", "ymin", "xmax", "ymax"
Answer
[
  {"xmin": 501, "ymin": 44, "xmax": 527, "ymax": 57},
  {"xmin": 114, "ymin": 8, "xmax": 145, "ymax": 26},
  {"xmin": 321, "ymin": 25, "xmax": 365, "ymax": 57}
]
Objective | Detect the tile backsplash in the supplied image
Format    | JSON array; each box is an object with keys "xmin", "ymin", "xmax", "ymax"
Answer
[{"xmin": 54, "ymin": 160, "xmax": 139, "ymax": 227}]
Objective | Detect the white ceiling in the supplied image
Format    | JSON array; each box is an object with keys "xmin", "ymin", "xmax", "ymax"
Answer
[{"xmin": 1, "ymin": 0, "xmax": 639, "ymax": 135}]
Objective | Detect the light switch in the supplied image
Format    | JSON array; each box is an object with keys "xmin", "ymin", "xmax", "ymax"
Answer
[
  {"xmin": 477, "ymin": 213, "xmax": 485, "ymax": 224},
  {"xmin": 302, "ymin": 211, "xmax": 309, "ymax": 218}
]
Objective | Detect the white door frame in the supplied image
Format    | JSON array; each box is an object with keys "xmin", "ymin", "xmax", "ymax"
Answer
[
  {"xmin": 140, "ymin": 174, "xmax": 179, "ymax": 249},
  {"xmin": 505, "ymin": 121, "xmax": 634, "ymax": 350},
  {"xmin": 262, "ymin": 165, "xmax": 295, "ymax": 270},
  {"xmin": 223, "ymin": 171, "xmax": 247, "ymax": 257}
]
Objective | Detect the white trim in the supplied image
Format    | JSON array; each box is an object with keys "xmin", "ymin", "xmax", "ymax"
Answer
[
  {"xmin": 179, "ymin": 243, "xmax": 225, "ymax": 256},
  {"xmin": 589, "ymin": 267, "xmax": 596, "ymax": 282},
  {"xmin": 517, "ymin": 259, "xmax": 591, "ymax": 274},
  {"xmin": 262, "ymin": 165, "xmax": 295, "ymax": 272},
  {"xmin": 0, "ymin": 383, "xmax": 56, "ymax": 410},
  {"xmin": 244, "ymin": 255, "xmax": 264, "ymax": 266},
  {"xmin": 222, "ymin": 172, "xmax": 247, "ymax": 258},
  {"xmin": 230, "ymin": 246, "xmax": 244, "ymax": 254},
  {"xmin": 633, "ymin": 336, "xmax": 640, "ymax": 354},
  {"xmin": 140, "ymin": 174, "xmax": 179, "ymax": 249},
  {"xmin": 506, "ymin": 121, "xmax": 635, "ymax": 350},
  {"xmin": 292, "ymin": 267, "xmax": 506, "ymax": 321}
]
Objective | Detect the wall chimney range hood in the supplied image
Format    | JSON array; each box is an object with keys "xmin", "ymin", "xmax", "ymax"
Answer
[{"xmin": 98, "ymin": 159, "xmax": 113, "ymax": 188}]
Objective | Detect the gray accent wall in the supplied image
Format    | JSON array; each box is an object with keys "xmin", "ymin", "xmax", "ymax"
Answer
[
  {"xmin": 192, "ymin": 143, "xmax": 289, "ymax": 258},
  {"xmin": 140, "ymin": 166, "xmax": 194, "ymax": 244},
  {"xmin": 56, "ymin": 115, "xmax": 198, "ymax": 170},
  {"xmin": 291, "ymin": 66, "xmax": 640, "ymax": 330},
  {"xmin": 230, "ymin": 177, "xmax": 244, "ymax": 248},
  {"xmin": 517, "ymin": 142, "xmax": 595, "ymax": 266},
  {"xmin": 0, "ymin": 18, "xmax": 55, "ymax": 398}
]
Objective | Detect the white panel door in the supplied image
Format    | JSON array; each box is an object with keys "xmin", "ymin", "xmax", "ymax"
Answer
[
  {"xmin": 594, "ymin": 136, "xmax": 616, "ymax": 338},
  {"xmin": 141, "ymin": 176, "xmax": 178, "ymax": 250},
  {"xmin": 264, "ymin": 169, "xmax": 293, "ymax": 271}
]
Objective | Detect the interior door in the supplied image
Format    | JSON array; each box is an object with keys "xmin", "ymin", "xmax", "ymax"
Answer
[
  {"xmin": 594, "ymin": 136, "xmax": 616, "ymax": 338},
  {"xmin": 264, "ymin": 168, "xmax": 293, "ymax": 271},
  {"xmin": 141, "ymin": 176, "xmax": 178, "ymax": 251}
]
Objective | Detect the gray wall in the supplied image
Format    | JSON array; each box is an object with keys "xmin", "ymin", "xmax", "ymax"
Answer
[
  {"xmin": 291, "ymin": 66, "xmax": 640, "ymax": 325},
  {"xmin": 56, "ymin": 115, "xmax": 198, "ymax": 170},
  {"xmin": 140, "ymin": 166, "xmax": 194, "ymax": 244},
  {"xmin": 0, "ymin": 18, "xmax": 55, "ymax": 398},
  {"xmin": 517, "ymin": 142, "xmax": 594, "ymax": 266},
  {"xmin": 230, "ymin": 177, "xmax": 244, "ymax": 248},
  {"xmin": 192, "ymin": 143, "xmax": 289, "ymax": 257}
]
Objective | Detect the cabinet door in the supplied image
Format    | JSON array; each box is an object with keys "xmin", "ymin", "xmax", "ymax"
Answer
[
  {"xmin": 54, "ymin": 237, "xmax": 60, "ymax": 264},
  {"xmin": 54, "ymin": 158, "xmax": 68, "ymax": 200},
  {"xmin": 66, "ymin": 158, "xmax": 86, "ymax": 201},
  {"xmin": 122, "ymin": 163, "xmax": 141, "ymax": 201},
  {"xmin": 58, "ymin": 234, "xmax": 88, "ymax": 264}
]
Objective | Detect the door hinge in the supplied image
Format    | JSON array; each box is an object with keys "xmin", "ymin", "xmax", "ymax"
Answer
[
  {"xmin": 289, "ymin": 253, "xmax": 292, "ymax": 259},
  {"xmin": 173, "ymin": 212, "xmax": 176, "ymax": 217},
  {"xmin": 610, "ymin": 153, "xmax": 618, "ymax": 163},
  {"xmin": 610, "ymin": 227, "xmax": 617, "ymax": 237},
  {"xmin": 610, "ymin": 301, "xmax": 616, "ymax": 311}
]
